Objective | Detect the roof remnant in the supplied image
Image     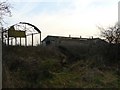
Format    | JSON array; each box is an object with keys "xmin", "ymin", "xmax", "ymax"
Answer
[{"xmin": 42, "ymin": 35, "xmax": 107, "ymax": 46}]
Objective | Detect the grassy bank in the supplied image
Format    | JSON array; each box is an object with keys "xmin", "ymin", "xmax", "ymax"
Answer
[{"xmin": 2, "ymin": 43, "xmax": 120, "ymax": 88}]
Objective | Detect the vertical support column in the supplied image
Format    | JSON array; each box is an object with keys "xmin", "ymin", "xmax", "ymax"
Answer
[
  {"xmin": 20, "ymin": 37, "xmax": 21, "ymax": 46},
  {"xmin": 32, "ymin": 34, "xmax": 33, "ymax": 46},
  {"xmin": 15, "ymin": 37, "xmax": 17, "ymax": 45},
  {"xmin": 40, "ymin": 33, "xmax": 41, "ymax": 45},
  {"xmin": 25, "ymin": 36, "xmax": 27, "ymax": 46},
  {"xmin": 1, "ymin": 27, "xmax": 3, "ymax": 45},
  {"xmin": 11, "ymin": 38, "xmax": 13, "ymax": 46},
  {"xmin": 5, "ymin": 39, "xmax": 6, "ymax": 45},
  {"xmin": 0, "ymin": 27, "xmax": 2, "ymax": 90},
  {"xmin": 8, "ymin": 33, "xmax": 9, "ymax": 46},
  {"xmin": 25, "ymin": 25, "xmax": 27, "ymax": 46}
]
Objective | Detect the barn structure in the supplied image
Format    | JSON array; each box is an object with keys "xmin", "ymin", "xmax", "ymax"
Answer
[
  {"xmin": 42, "ymin": 35, "xmax": 107, "ymax": 46},
  {"xmin": 2, "ymin": 22, "xmax": 41, "ymax": 46}
]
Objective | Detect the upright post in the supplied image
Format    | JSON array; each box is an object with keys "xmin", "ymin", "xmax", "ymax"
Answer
[
  {"xmin": 8, "ymin": 33, "xmax": 9, "ymax": 46},
  {"xmin": 1, "ymin": 27, "xmax": 3, "ymax": 45},
  {"xmin": 32, "ymin": 34, "xmax": 33, "ymax": 46},
  {"xmin": 11, "ymin": 38, "xmax": 13, "ymax": 45},
  {"xmin": 25, "ymin": 25, "xmax": 27, "ymax": 46},
  {"xmin": 15, "ymin": 37, "xmax": 17, "ymax": 45},
  {"xmin": 20, "ymin": 37, "xmax": 21, "ymax": 46},
  {"xmin": 25, "ymin": 36, "xmax": 27, "ymax": 46},
  {"xmin": 5, "ymin": 39, "xmax": 6, "ymax": 45},
  {"xmin": 40, "ymin": 33, "xmax": 41, "ymax": 45}
]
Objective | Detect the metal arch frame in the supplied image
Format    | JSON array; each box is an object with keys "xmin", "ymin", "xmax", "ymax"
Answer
[
  {"xmin": 19, "ymin": 22, "xmax": 41, "ymax": 33},
  {"xmin": 2, "ymin": 22, "xmax": 41, "ymax": 46}
]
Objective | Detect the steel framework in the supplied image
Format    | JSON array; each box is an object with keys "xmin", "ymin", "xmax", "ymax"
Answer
[{"xmin": 2, "ymin": 22, "xmax": 41, "ymax": 46}]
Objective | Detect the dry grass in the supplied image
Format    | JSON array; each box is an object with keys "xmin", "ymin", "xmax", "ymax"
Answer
[{"xmin": 2, "ymin": 44, "xmax": 120, "ymax": 88}]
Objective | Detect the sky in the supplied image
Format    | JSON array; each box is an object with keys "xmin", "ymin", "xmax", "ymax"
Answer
[{"xmin": 4, "ymin": 0, "xmax": 120, "ymax": 40}]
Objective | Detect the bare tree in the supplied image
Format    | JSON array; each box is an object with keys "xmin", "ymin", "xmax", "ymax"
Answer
[
  {"xmin": 98, "ymin": 23, "xmax": 120, "ymax": 44},
  {"xmin": 0, "ymin": 0, "xmax": 11, "ymax": 26},
  {"xmin": 113, "ymin": 24, "xmax": 120, "ymax": 44}
]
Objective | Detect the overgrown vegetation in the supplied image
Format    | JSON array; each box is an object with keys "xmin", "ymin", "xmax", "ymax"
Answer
[{"xmin": 2, "ymin": 40, "xmax": 120, "ymax": 88}]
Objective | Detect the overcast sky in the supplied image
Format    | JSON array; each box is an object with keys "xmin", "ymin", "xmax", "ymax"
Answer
[{"xmin": 4, "ymin": 0, "xmax": 119, "ymax": 40}]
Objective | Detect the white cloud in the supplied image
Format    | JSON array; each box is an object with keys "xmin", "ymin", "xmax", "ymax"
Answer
[
  {"xmin": 5, "ymin": 0, "xmax": 120, "ymax": 40},
  {"xmin": 8, "ymin": 0, "xmax": 71, "ymax": 3}
]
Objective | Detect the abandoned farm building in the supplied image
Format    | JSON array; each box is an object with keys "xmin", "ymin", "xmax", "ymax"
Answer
[{"xmin": 42, "ymin": 35, "xmax": 107, "ymax": 46}]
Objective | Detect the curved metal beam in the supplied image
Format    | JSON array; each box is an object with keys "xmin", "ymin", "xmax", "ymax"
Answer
[{"xmin": 19, "ymin": 22, "xmax": 41, "ymax": 33}]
